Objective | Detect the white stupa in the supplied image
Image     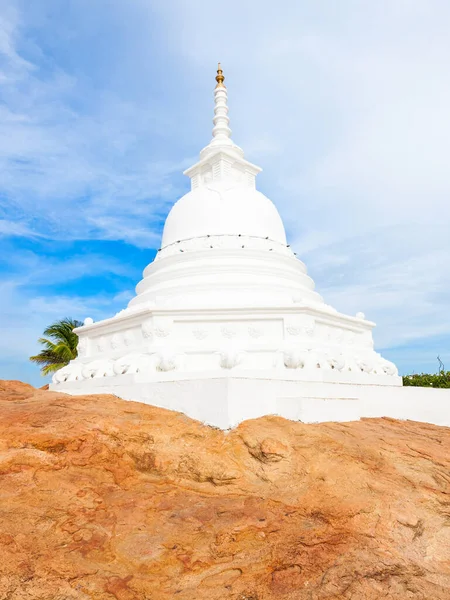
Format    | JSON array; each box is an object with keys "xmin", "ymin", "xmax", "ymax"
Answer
[{"xmin": 51, "ymin": 64, "xmax": 408, "ymax": 428}]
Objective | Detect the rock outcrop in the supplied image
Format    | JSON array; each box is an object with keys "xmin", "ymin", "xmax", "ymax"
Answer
[{"xmin": 0, "ymin": 379, "xmax": 449, "ymax": 599}]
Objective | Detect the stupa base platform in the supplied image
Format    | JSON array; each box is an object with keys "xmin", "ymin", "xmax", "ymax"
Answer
[{"xmin": 50, "ymin": 372, "xmax": 449, "ymax": 429}]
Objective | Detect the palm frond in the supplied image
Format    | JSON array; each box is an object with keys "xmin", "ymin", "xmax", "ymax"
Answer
[
  {"xmin": 37, "ymin": 337, "xmax": 58, "ymax": 351},
  {"xmin": 43, "ymin": 319, "xmax": 82, "ymax": 349},
  {"xmin": 30, "ymin": 352, "xmax": 64, "ymax": 366},
  {"xmin": 41, "ymin": 362, "xmax": 68, "ymax": 375},
  {"xmin": 30, "ymin": 317, "xmax": 82, "ymax": 375}
]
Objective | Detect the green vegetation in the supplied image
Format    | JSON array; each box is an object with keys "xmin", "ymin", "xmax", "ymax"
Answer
[
  {"xmin": 403, "ymin": 357, "xmax": 450, "ymax": 388},
  {"xmin": 30, "ymin": 318, "xmax": 82, "ymax": 375},
  {"xmin": 403, "ymin": 372, "xmax": 450, "ymax": 388}
]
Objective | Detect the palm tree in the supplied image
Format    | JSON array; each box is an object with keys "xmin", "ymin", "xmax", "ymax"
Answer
[{"xmin": 30, "ymin": 318, "xmax": 83, "ymax": 375}]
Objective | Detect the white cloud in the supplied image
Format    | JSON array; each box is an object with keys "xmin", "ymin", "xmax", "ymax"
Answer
[
  {"xmin": 0, "ymin": 3, "xmax": 190, "ymax": 248},
  {"xmin": 0, "ymin": 3, "xmax": 32, "ymax": 76},
  {"xmin": 0, "ymin": 219, "xmax": 43, "ymax": 238}
]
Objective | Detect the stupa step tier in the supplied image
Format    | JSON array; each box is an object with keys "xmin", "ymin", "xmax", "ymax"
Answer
[{"xmin": 127, "ymin": 248, "xmax": 323, "ymax": 310}]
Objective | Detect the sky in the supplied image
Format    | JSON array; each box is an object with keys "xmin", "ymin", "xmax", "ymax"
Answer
[{"xmin": 1, "ymin": 0, "xmax": 450, "ymax": 386}]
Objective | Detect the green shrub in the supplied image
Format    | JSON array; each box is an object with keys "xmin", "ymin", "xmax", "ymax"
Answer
[{"xmin": 403, "ymin": 371, "xmax": 450, "ymax": 388}]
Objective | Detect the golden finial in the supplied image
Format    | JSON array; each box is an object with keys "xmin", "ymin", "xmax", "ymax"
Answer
[{"xmin": 215, "ymin": 62, "xmax": 226, "ymax": 88}]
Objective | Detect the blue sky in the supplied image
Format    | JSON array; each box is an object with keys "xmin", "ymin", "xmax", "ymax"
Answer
[{"xmin": 1, "ymin": 0, "xmax": 450, "ymax": 386}]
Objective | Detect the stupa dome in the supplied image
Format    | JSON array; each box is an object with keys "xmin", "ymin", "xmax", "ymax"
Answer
[{"xmin": 161, "ymin": 185, "xmax": 287, "ymax": 248}]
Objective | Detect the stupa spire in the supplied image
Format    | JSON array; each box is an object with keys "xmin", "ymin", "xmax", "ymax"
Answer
[
  {"xmin": 199, "ymin": 63, "xmax": 244, "ymax": 160},
  {"xmin": 211, "ymin": 62, "xmax": 232, "ymax": 142},
  {"xmin": 189, "ymin": 63, "xmax": 257, "ymax": 179}
]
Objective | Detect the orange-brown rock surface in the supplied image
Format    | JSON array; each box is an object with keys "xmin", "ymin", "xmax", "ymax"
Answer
[{"xmin": 0, "ymin": 380, "xmax": 449, "ymax": 599}]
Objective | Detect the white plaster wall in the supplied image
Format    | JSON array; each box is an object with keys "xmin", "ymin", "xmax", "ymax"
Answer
[
  {"xmin": 53, "ymin": 376, "xmax": 450, "ymax": 429},
  {"xmin": 360, "ymin": 385, "xmax": 450, "ymax": 427}
]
